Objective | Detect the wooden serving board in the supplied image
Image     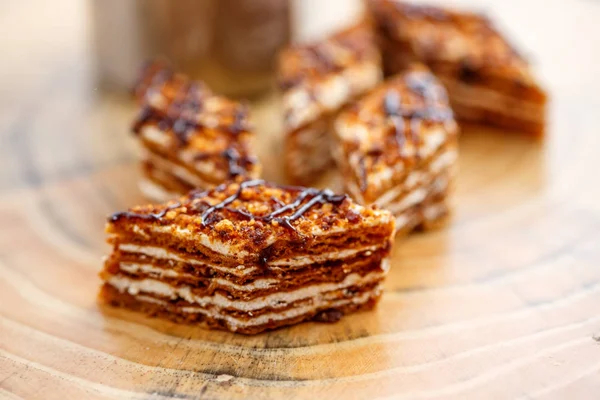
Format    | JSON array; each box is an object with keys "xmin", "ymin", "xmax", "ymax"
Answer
[{"xmin": 1, "ymin": 0, "xmax": 600, "ymax": 399}]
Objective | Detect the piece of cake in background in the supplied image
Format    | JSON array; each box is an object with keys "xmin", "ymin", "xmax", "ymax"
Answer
[
  {"xmin": 132, "ymin": 62, "xmax": 261, "ymax": 201},
  {"xmin": 100, "ymin": 179, "xmax": 396, "ymax": 334},
  {"xmin": 366, "ymin": 0, "xmax": 547, "ymax": 137},
  {"xmin": 278, "ymin": 23, "xmax": 382, "ymax": 185},
  {"xmin": 333, "ymin": 64, "xmax": 458, "ymax": 235}
]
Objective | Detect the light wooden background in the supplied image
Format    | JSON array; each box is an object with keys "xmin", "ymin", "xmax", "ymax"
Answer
[{"xmin": 1, "ymin": 0, "xmax": 600, "ymax": 399}]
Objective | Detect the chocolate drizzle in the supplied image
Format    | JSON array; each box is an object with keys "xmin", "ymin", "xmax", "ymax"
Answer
[
  {"xmin": 307, "ymin": 44, "xmax": 336, "ymax": 75},
  {"xmin": 354, "ymin": 70, "xmax": 454, "ymax": 195},
  {"xmin": 383, "ymin": 71, "xmax": 453, "ymax": 155},
  {"xmin": 230, "ymin": 104, "xmax": 249, "ymax": 135},
  {"xmin": 199, "ymin": 180, "xmax": 265, "ymax": 225},
  {"xmin": 193, "ymin": 147, "xmax": 257, "ymax": 179},
  {"xmin": 132, "ymin": 107, "xmax": 154, "ymax": 134},
  {"xmin": 132, "ymin": 68, "xmax": 248, "ymax": 145},
  {"xmin": 169, "ymin": 82, "xmax": 204, "ymax": 145},
  {"xmin": 260, "ymin": 187, "xmax": 347, "ymax": 230},
  {"xmin": 280, "ymin": 26, "xmax": 372, "ymax": 91},
  {"xmin": 358, "ymin": 156, "xmax": 369, "ymax": 193},
  {"xmin": 198, "ymin": 180, "xmax": 348, "ymax": 230},
  {"xmin": 458, "ymin": 60, "xmax": 480, "ymax": 83},
  {"xmin": 384, "ymin": 90, "xmax": 406, "ymax": 152},
  {"xmin": 109, "ymin": 180, "xmax": 349, "ymax": 232},
  {"xmin": 133, "ymin": 61, "xmax": 174, "ymax": 102},
  {"xmin": 132, "ymin": 80, "xmax": 206, "ymax": 145},
  {"xmin": 109, "ymin": 202, "xmax": 182, "ymax": 223},
  {"xmin": 223, "ymin": 147, "xmax": 253, "ymax": 178}
]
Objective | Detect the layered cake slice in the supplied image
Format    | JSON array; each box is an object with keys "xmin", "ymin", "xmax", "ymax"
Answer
[
  {"xmin": 132, "ymin": 62, "xmax": 261, "ymax": 201},
  {"xmin": 333, "ymin": 65, "xmax": 458, "ymax": 235},
  {"xmin": 367, "ymin": 0, "xmax": 547, "ymax": 136},
  {"xmin": 100, "ymin": 179, "xmax": 395, "ymax": 334},
  {"xmin": 278, "ymin": 23, "xmax": 382, "ymax": 185}
]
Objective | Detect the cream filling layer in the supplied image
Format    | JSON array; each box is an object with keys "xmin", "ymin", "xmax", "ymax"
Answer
[
  {"xmin": 344, "ymin": 148, "xmax": 456, "ymax": 209},
  {"xmin": 334, "ymin": 121, "xmax": 457, "ymax": 204},
  {"xmin": 118, "ymin": 243, "xmax": 384, "ymax": 270},
  {"xmin": 395, "ymin": 214, "xmax": 412, "ymax": 231},
  {"xmin": 423, "ymin": 202, "xmax": 448, "ymax": 221},
  {"xmin": 140, "ymin": 125, "xmax": 171, "ymax": 148},
  {"xmin": 383, "ymin": 176, "xmax": 449, "ymax": 215},
  {"xmin": 385, "ymin": 188, "xmax": 429, "ymax": 214},
  {"xmin": 393, "ymin": 197, "xmax": 448, "ymax": 232},
  {"xmin": 344, "ymin": 170, "xmax": 449, "ymax": 232},
  {"xmin": 443, "ymin": 79, "xmax": 545, "ymax": 121},
  {"xmin": 136, "ymin": 288, "xmax": 380, "ymax": 330},
  {"xmin": 133, "ymin": 209, "xmax": 392, "ymax": 260},
  {"xmin": 284, "ymin": 61, "xmax": 381, "ymax": 130},
  {"xmin": 287, "ymin": 124, "xmax": 332, "ymax": 174},
  {"xmin": 106, "ymin": 261, "xmax": 388, "ymax": 312},
  {"xmin": 140, "ymin": 126, "xmax": 230, "ymax": 181},
  {"xmin": 335, "ymin": 121, "xmax": 455, "ymax": 181},
  {"xmin": 143, "ymin": 150, "xmax": 212, "ymax": 189},
  {"xmin": 344, "ymin": 179, "xmax": 366, "ymax": 204},
  {"xmin": 148, "ymin": 225, "xmax": 252, "ymax": 258},
  {"xmin": 368, "ymin": 149, "xmax": 457, "ymax": 203},
  {"xmin": 393, "ymin": 202, "xmax": 446, "ymax": 233},
  {"xmin": 118, "ymin": 243, "xmax": 259, "ymax": 277},
  {"xmin": 118, "ymin": 262, "xmax": 279, "ymax": 291},
  {"xmin": 268, "ymin": 244, "xmax": 383, "ymax": 267}
]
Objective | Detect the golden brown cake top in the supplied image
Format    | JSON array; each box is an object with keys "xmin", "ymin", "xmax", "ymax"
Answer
[
  {"xmin": 278, "ymin": 24, "xmax": 382, "ymax": 130},
  {"xmin": 335, "ymin": 65, "xmax": 457, "ymax": 191},
  {"xmin": 108, "ymin": 179, "xmax": 395, "ymax": 254},
  {"xmin": 132, "ymin": 61, "xmax": 259, "ymax": 178},
  {"xmin": 134, "ymin": 60, "xmax": 209, "ymax": 105},
  {"xmin": 133, "ymin": 61, "xmax": 252, "ymax": 144},
  {"xmin": 368, "ymin": 0, "xmax": 539, "ymax": 87},
  {"xmin": 278, "ymin": 23, "xmax": 380, "ymax": 90}
]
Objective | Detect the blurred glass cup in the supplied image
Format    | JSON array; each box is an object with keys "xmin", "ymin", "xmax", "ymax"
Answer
[{"xmin": 91, "ymin": 0, "xmax": 291, "ymax": 97}]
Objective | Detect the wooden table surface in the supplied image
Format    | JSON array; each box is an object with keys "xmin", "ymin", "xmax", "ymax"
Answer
[{"xmin": 2, "ymin": 0, "xmax": 600, "ymax": 399}]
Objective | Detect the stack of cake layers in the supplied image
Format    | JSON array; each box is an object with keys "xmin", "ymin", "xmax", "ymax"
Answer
[
  {"xmin": 333, "ymin": 65, "xmax": 459, "ymax": 234},
  {"xmin": 133, "ymin": 62, "xmax": 261, "ymax": 201},
  {"xmin": 101, "ymin": 180, "xmax": 395, "ymax": 334}
]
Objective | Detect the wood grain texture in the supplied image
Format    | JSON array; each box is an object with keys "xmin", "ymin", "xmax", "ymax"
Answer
[{"xmin": 1, "ymin": 0, "xmax": 600, "ymax": 399}]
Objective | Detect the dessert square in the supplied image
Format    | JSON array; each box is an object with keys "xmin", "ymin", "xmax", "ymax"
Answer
[
  {"xmin": 100, "ymin": 179, "xmax": 396, "ymax": 334},
  {"xmin": 333, "ymin": 65, "xmax": 458, "ymax": 235},
  {"xmin": 278, "ymin": 23, "xmax": 382, "ymax": 185},
  {"xmin": 132, "ymin": 62, "xmax": 261, "ymax": 201},
  {"xmin": 367, "ymin": 0, "xmax": 547, "ymax": 136}
]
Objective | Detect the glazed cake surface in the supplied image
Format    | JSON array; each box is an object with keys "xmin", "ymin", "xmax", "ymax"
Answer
[
  {"xmin": 334, "ymin": 64, "xmax": 458, "ymax": 234},
  {"xmin": 278, "ymin": 24, "xmax": 382, "ymax": 184},
  {"xmin": 132, "ymin": 62, "xmax": 260, "ymax": 201},
  {"xmin": 367, "ymin": 0, "xmax": 547, "ymax": 136},
  {"xmin": 101, "ymin": 179, "xmax": 396, "ymax": 334}
]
